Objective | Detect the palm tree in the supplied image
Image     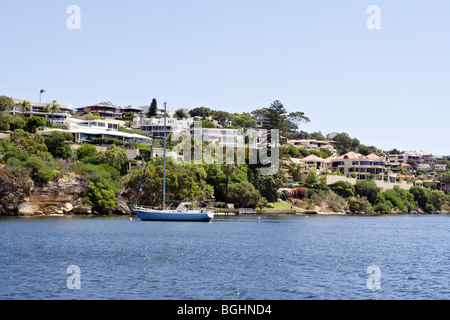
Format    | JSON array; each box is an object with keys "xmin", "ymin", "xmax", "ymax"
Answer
[
  {"xmin": 42, "ymin": 103, "xmax": 51, "ymax": 121},
  {"xmin": 221, "ymin": 164, "xmax": 236, "ymax": 203},
  {"xmin": 39, "ymin": 89, "xmax": 45, "ymax": 103},
  {"xmin": 288, "ymin": 162, "xmax": 303, "ymax": 182},
  {"xmin": 21, "ymin": 100, "xmax": 31, "ymax": 118},
  {"xmin": 49, "ymin": 100, "xmax": 61, "ymax": 124}
]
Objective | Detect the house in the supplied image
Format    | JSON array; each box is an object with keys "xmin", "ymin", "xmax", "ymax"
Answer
[
  {"xmin": 75, "ymin": 104, "xmax": 121, "ymax": 119},
  {"xmin": 138, "ymin": 117, "xmax": 193, "ymax": 138},
  {"xmin": 10, "ymin": 99, "xmax": 73, "ymax": 125},
  {"xmin": 388, "ymin": 151, "xmax": 434, "ymax": 167},
  {"xmin": 330, "ymin": 152, "xmax": 387, "ymax": 181},
  {"xmin": 286, "ymin": 139, "xmax": 336, "ymax": 155},
  {"xmin": 41, "ymin": 118, "xmax": 152, "ymax": 145},
  {"xmin": 290, "ymin": 154, "xmax": 329, "ymax": 174}
]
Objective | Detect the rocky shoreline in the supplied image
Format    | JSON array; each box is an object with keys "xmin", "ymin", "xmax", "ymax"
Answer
[
  {"xmin": 1, "ymin": 167, "xmax": 448, "ymax": 217},
  {"xmin": 0, "ymin": 166, "xmax": 131, "ymax": 216}
]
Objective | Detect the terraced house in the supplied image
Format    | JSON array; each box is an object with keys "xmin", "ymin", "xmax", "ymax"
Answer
[{"xmin": 330, "ymin": 152, "xmax": 388, "ymax": 181}]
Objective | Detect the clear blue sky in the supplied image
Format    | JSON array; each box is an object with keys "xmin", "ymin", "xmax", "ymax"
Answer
[{"xmin": 1, "ymin": 0, "xmax": 449, "ymax": 155}]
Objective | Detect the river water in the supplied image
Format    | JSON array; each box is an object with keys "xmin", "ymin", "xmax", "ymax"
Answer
[{"xmin": 0, "ymin": 215, "xmax": 448, "ymax": 300}]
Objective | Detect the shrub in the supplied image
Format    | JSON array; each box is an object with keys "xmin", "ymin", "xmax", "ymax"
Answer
[
  {"xmin": 429, "ymin": 190, "xmax": 448, "ymax": 211},
  {"xmin": 347, "ymin": 195, "xmax": 374, "ymax": 214},
  {"xmin": 410, "ymin": 186, "xmax": 431, "ymax": 209},
  {"xmin": 25, "ymin": 156, "xmax": 54, "ymax": 184},
  {"xmin": 227, "ymin": 181, "xmax": 261, "ymax": 208},
  {"xmin": 374, "ymin": 202, "xmax": 393, "ymax": 213},
  {"xmin": 290, "ymin": 188, "xmax": 307, "ymax": 199},
  {"xmin": 44, "ymin": 131, "xmax": 73, "ymax": 159},
  {"xmin": 330, "ymin": 181, "xmax": 355, "ymax": 198},
  {"xmin": 76, "ymin": 144, "xmax": 98, "ymax": 160},
  {"xmin": 88, "ymin": 182, "xmax": 117, "ymax": 209},
  {"xmin": 355, "ymin": 179, "xmax": 380, "ymax": 204}
]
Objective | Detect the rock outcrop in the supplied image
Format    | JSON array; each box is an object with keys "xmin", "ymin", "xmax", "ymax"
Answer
[
  {"xmin": 1, "ymin": 166, "xmax": 134, "ymax": 216},
  {"xmin": 0, "ymin": 167, "xmax": 31, "ymax": 216}
]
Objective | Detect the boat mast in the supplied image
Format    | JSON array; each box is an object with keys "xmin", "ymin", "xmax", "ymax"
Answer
[{"xmin": 163, "ymin": 102, "xmax": 167, "ymax": 209}]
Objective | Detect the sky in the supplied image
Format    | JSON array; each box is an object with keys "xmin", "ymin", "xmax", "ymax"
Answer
[{"xmin": 1, "ymin": 0, "xmax": 449, "ymax": 155}]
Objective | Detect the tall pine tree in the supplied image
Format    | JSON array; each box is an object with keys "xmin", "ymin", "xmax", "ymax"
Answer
[{"xmin": 147, "ymin": 98, "xmax": 158, "ymax": 117}]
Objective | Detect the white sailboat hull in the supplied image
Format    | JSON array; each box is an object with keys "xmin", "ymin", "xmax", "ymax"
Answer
[{"xmin": 133, "ymin": 208, "xmax": 214, "ymax": 221}]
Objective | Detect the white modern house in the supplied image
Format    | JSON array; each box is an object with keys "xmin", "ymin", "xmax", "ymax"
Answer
[{"xmin": 41, "ymin": 118, "xmax": 152, "ymax": 145}]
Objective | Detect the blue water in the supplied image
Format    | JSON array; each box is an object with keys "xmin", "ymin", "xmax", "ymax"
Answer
[{"xmin": 0, "ymin": 215, "xmax": 448, "ymax": 300}]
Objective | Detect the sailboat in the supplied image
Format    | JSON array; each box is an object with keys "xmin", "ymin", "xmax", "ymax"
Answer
[{"xmin": 132, "ymin": 102, "xmax": 214, "ymax": 222}]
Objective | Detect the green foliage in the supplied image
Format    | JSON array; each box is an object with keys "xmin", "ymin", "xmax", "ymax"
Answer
[
  {"xmin": 3, "ymin": 146, "xmax": 30, "ymax": 162},
  {"xmin": 355, "ymin": 179, "xmax": 380, "ymax": 204},
  {"xmin": 147, "ymin": 98, "xmax": 158, "ymax": 118},
  {"xmin": 76, "ymin": 144, "xmax": 98, "ymax": 160},
  {"xmin": 71, "ymin": 161, "xmax": 119, "ymax": 193},
  {"xmin": 10, "ymin": 129, "xmax": 47, "ymax": 155},
  {"xmin": 100, "ymin": 145, "xmax": 128, "ymax": 174},
  {"xmin": 26, "ymin": 116, "xmax": 46, "ymax": 133},
  {"xmin": 333, "ymin": 132, "xmax": 360, "ymax": 154},
  {"xmin": 44, "ymin": 131, "xmax": 73, "ymax": 159},
  {"xmin": 231, "ymin": 113, "xmax": 257, "ymax": 128},
  {"xmin": 0, "ymin": 96, "xmax": 14, "ymax": 112},
  {"xmin": 347, "ymin": 195, "xmax": 374, "ymax": 214},
  {"xmin": 91, "ymin": 137, "xmax": 125, "ymax": 146},
  {"xmin": 382, "ymin": 186, "xmax": 414, "ymax": 212},
  {"xmin": 330, "ymin": 180, "xmax": 355, "ymax": 198},
  {"xmin": 174, "ymin": 109, "xmax": 188, "ymax": 120},
  {"xmin": 429, "ymin": 190, "xmax": 448, "ymax": 211},
  {"xmin": 0, "ymin": 113, "xmax": 26, "ymax": 131},
  {"xmin": 25, "ymin": 156, "xmax": 54, "ymax": 184},
  {"xmin": 305, "ymin": 168, "xmax": 319, "ymax": 188},
  {"xmin": 88, "ymin": 182, "xmax": 117, "ymax": 209},
  {"xmin": 409, "ymin": 186, "xmax": 431, "ymax": 208},
  {"xmin": 227, "ymin": 181, "xmax": 261, "ymax": 208},
  {"xmin": 189, "ymin": 107, "xmax": 211, "ymax": 119},
  {"xmin": 201, "ymin": 119, "xmax": 216, "ymax": 128}
]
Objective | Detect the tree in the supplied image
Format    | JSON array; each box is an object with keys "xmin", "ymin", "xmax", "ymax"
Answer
[
  {"xmin": 410, "ymin": 186, "xmax": 431, "ymax": 209},
  {"xmin": 202, "ymin": 119, "xmax": 216, "ymax": 128},
  {"xmin": 100, "ymin": 145, "xmax": 129, "ymax": 174},
  {"xmin": 430, "ymin": 190, "xmax": 447, "ymax": 211},
  {"xmin": 88, "ymin": 182, "xmax": 117, "ymax": 209},
  {"xmin": 147, "ymin": 98, "xmax": 158, "ymax": 118},
  {"xmin": 288, "ymin": 162, "xmax": 302, "ymax": 181},
  {"xmin": 44, "ymin": 131, "xmax": 73, "ymax": 159},
  {"xmin": 354, "ymin": 179, "xmax": 380, "ymax": 204},
  {"xmin": 189, "ymin": 107, "xmax": 211, "ymax": 119},
  {"xmin": 263, "ymin": 100, "xmax": 288, "ymax": 131},
  {"xmin": 10, "ymin": 129, "xmax": 47, "ymax": 154},
  {"xmin": 288, "ymin": 111, "xmax": 310, "ymax": 131},
  {"xmin": 227, "ymin": 181, "xmax": 261, "ymax": 208},
  {"xmin": 174, "ymin": 109, "xmax": 188, "ymax": 120},
  {"xmin": 25, "ymin": 156, "xmax": 54, "ymax": 185},
  {"xmin": 76, "ymin": 144, "xmax": 98, "ymax": 160},
  {"xmin": 330, "ymin": 181, "xmax": 355, "ymax": 198},
  {"xmin": 0, "ymin": 113, "xmax": 26, "ymax": 131},
  {"xmin": 305, "ymin": 167, "xmax": 319, "ymax": 188},
  {"xmin": 231, "ymin": 113, "xmax": 257, "ymax": 128},
  {"xmin": 48, "ymin": 100, "xmax": 61, "ymax": 123},
  {"xmin": 20, "ymin": 100, "xmax": 31, "ymax": 118},
  {"xmin": 221, "ymin": 164, "xmax": 236, "ymax": 203},
  {"xmin": 0, "ymin": 96, "xmax": 15, "ymax": 112},
  {"xmin": 347, "ymin": 195, "xmax": 374, "ymax": 214},
  {"xmin": 26, "ymin": 116, "xmax": 46, "ymax": 133}
]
